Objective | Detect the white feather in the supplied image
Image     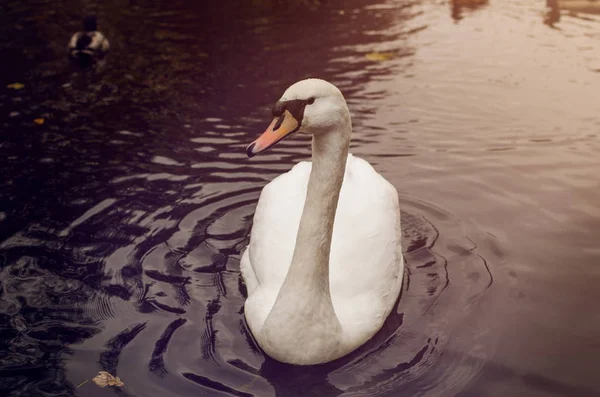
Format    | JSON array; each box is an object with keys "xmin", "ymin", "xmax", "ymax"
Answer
[{"xmin": 240, "ymin": 79, "xmax": 404, "ymax": 365}]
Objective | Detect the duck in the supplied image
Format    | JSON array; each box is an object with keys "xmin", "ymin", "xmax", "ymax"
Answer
[
  {"xmin": 67, "ymin": 15, "xmax": 110, "ymax": 60},
  {"xmin": 240, "ymin": 78, "xmax": 404, "ymax": 365}
]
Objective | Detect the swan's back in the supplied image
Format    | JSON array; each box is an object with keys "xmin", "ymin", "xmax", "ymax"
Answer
[{"xmin": 241, "ymin": 154, "xmax": 403, "ymax": 347}]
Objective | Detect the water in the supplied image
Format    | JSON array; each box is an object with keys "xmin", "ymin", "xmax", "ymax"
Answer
[{"xmin": 1, "ymin": 0, "xmax": 599, "ymax": 396}]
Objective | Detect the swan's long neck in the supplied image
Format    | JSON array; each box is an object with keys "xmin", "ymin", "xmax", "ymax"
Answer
[
  {"xmin": 261, "ymin": 117, "xmax": 351, "ymax": 364},
  {"xmin": 288, "ymin": 129, "xmax": 350, "ymax": 287}
]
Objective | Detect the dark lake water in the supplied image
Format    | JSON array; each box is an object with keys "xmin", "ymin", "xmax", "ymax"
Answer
[{"xmin": 1, "ymin": 0, "xmax": 600, "ymax": 396}]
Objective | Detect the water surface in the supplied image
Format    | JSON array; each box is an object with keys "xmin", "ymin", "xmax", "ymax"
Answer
[{"xmin": 1, "ymin": 0, "xmax": 600, "ymax": 396}]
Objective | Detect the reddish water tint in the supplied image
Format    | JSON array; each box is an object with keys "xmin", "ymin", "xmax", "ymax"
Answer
[{"xmin": 1, "ymin": 1, "xmax": 599, "ymax": 396}]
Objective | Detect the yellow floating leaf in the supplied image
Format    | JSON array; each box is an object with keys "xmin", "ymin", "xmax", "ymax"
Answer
[
  {"xmin": 338, "ymin": 10, "xmax": 345, "ymax": 15},
  {"xmin": 33, "ymin": 118, "xmax": 45, "ymax": 125},
  {"xmin": 365, "ymin": 52, "xmax": 395, "ymax": 62},
  {"xmin": 92, "ymin": 371, "xmax": 125, "ymax": 388},
  {"xmin": 7, "ymin": 83, "xmax": 25, "ymax": 90}
]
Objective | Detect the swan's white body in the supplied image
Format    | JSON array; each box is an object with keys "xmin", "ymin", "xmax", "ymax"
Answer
[{"xmin": 241, "ymin": 79, "xmax": 404, "ymax": 365}]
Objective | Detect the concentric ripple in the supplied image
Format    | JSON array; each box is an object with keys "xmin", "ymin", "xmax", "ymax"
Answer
[{"xmin": 54, "ymin": 191, "xmax": 499, "ymax": 397}]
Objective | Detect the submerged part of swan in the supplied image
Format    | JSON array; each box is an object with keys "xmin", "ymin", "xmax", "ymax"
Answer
[{"xmin": 241, "ymin": 78, "xmax": 404, "ymax": 365}]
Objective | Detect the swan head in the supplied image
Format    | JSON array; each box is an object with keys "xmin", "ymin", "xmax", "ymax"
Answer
[{"xmin": 246, "ymin": 78, "xmax": 350, "ymax": 157}]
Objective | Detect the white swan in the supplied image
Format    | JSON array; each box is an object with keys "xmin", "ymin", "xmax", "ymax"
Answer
[{"xmin": 241, "ymin": 78, "xmax": 404, "ymax": 365}]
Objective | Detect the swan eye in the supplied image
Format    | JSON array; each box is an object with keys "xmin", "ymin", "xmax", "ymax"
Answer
[{"xmin": 307, "ymin": 97, "xmax": 315, "ymax": 105}]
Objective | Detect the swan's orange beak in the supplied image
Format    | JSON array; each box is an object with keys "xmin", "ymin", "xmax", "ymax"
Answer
[{"xmin": 246, "ymin": 110, "xmax": 299, "ymax": 158}]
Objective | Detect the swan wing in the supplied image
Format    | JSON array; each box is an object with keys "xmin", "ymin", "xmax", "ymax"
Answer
[
  {"xmin": 240, "ymin": 160, "xmax": 310, "ymax": 331},
  {"xmin": 329, "ymin": 155, "xmax": 404, "ymax": 345},
  {"xmin": 241, "ymin": 160, "xmax": 310, "ymax": 291}
]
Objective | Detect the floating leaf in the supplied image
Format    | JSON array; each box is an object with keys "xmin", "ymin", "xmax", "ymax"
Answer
[
  {"xmin": 33, "ymin": 118, "xmax": 45, "ymax": 125},
  {"xmin": 7, "ymin": 83, "xmax": 25, "ymax": 90},
  {"xmin": 365, "ymin": 52, "xmax": 395, "ymax": 61},
  {"xmin": 92, "ymin": 371, "xmax": 125, "ymax": 388},
  {"xmin": 338, "ymin": 10, "xmax": 345, "ymax": 15}
]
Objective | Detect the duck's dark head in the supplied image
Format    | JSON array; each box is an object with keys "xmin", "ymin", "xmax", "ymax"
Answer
[{"xmin": 83, "ymin": 15, "xmax": 97, "ymax": 32}]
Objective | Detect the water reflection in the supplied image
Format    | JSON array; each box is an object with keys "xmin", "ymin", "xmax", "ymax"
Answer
[
  {"xmin": 545, "ymin": 0, "xmax": 600, "ymax": 26},
  {"xmin": 558, "ymin": 0, "xmax": 600, "ymax": 14},
  {"xmin": 449, "ymin": 0, "xmax": 489, "ymax": 22},
  {"xmin": 545, "ymin": 0, "xmax": 562, "ymax": 27}
]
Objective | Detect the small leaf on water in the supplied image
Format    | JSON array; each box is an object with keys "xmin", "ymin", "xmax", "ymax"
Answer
[
  {"xmin": 338, "ymin": 10, "xmax": 345, "ymax": 15},
  {"xmin": 92, "ymin": 371, "xmax": 125, "ymax": 388},
  {"xmin": 365, "ymin": 52, "xmax": 395, "ymax": 61},
  {"xmin": 7, "ymin": 83, "xmax": 25, "ymax": 90},
  {"xmin": 33, "ymin": 118, "xmax": 45, "ymax": 125}
]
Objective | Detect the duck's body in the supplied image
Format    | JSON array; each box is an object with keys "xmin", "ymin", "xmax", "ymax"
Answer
[
  {"xmin": 241, "ymin": 79, "xmax": 404, "ymax": 365},
  {"xmin": 68, "ymin": 16, "xmax": 110, "ymax": 60}
]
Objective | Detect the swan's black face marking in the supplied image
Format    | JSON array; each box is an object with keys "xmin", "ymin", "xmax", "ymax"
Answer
[
  {"xmin": 271, "ymin": 97, "xmax": 316, "ymax": 132},
  {"xmin": 272, "ymin": 102, "xmax": 286, "ymax": 117}
]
